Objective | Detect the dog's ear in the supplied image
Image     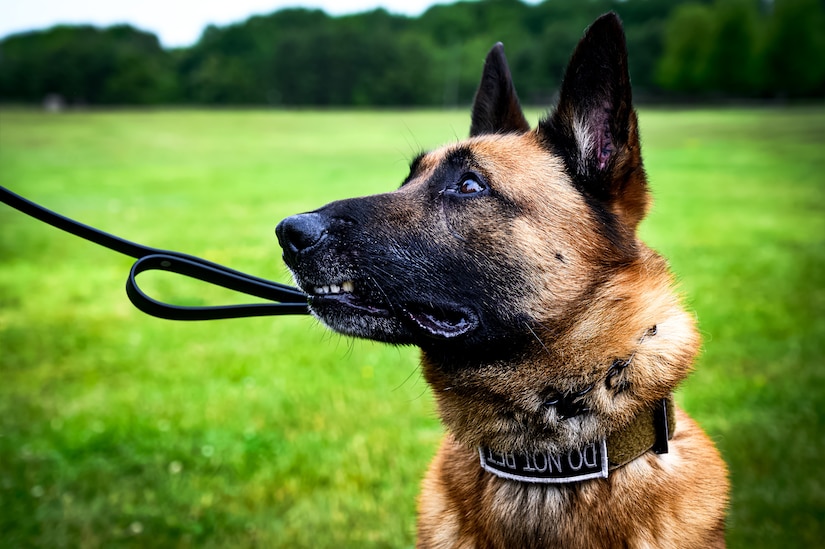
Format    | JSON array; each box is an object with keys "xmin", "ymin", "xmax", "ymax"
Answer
[
  {"xmin": 470, "ymin": 43, "xmax": 531, "ymax": 137},
  {"xmin": 538, "ymin": 13, "xmax": 648, "ymax": 230}
]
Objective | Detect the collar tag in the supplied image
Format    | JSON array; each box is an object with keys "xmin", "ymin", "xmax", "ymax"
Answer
[{"xmin": 479, "ymin": 439, "xmax": 608, "ymax": 484}]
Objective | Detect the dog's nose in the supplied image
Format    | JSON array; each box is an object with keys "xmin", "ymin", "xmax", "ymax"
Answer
[{"xmin": 276, "ymin": 212, "xmax": 326, "ymax": 261}]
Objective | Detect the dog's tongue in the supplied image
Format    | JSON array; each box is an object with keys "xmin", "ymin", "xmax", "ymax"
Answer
[{"xmin": 403, "ymin": 305, "xmax": 476, "ymax": 339}]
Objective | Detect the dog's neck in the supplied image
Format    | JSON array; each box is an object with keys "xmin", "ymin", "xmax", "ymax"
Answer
[
  {"xmin": 421, "ymin": 250, "xmax": 699, "ymax": 459},
  {"xmin": 478, "ymin": 395, "xmax": 675, "ymax": 484}
]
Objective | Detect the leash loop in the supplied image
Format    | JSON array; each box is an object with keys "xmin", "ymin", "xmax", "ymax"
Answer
[
  {"xmin": 0, "ymin": 185, "xmax": 309, "ymax": 320},
  {"xmin": 127, "ymin": 254, "xmax": 308, "ymax": 320}
]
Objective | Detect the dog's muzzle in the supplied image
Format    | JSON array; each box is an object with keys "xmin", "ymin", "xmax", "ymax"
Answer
[{"xmin": 276, "ymin": 209, "xmax": 480, "ymax": 343}]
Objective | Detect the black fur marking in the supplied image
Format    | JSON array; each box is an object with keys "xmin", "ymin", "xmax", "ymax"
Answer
[
  {"xmin": 543, "ymin": 384, "xmax": 594, "ymax": 420},
  {"xmin": 470, "ymin": 42, "xmax": 530, "ymax": 137},
  {"xmin": 580, "ymin": 191, "xmax": 638, "ymax": 265},
  {"xmin": 401, "ymin": 151, "xmax": 428, "ymax": 187},
  {"xmin": 445, "ymin": 146, "xmax": 476, "ymax": 169},
  {"xmin": 605, "ymin": 358, "xmax": 631, "ymax": 395}
]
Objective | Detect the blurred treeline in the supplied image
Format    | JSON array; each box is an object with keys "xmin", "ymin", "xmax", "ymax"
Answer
[{"xmin": 1, "ymin": 0, "xmax": 823, "ymax": 107}]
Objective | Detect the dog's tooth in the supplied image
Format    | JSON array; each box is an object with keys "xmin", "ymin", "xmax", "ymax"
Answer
[
  {"xmin": 343, "ymin": 281, "xmax": 355, "ymax": 293},
  {"xmin": 330, "ymin": 284, "xmax": 340, "ymax": 294}
]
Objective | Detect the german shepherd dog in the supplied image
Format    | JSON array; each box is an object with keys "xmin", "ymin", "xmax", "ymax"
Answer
[{"xmin": 276, "ymin": 13, "xmax": 729, "ymax": 548}]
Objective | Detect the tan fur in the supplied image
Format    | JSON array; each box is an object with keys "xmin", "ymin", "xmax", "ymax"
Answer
[
  {"xmin": 411, "ymin": 130, "xmax": 729, "ymax": 548},
  {"xmin": 418, "ymin": 408, "xmax": 727, "ymax": 548}
]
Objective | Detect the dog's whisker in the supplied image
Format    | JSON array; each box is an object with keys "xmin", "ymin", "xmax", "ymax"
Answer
[{"xmin": 525, "ymin": 322, "xmax": 553, "ymax": 361}]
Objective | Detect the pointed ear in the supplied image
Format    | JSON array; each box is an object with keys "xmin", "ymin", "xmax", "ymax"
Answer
[
  {"xmin": 470, "ymin": 43, "xmax": 530, "ymax": 137},
  {"xmin": 538, "ymin": 13, "xmax": 648, "ymax": 230}
]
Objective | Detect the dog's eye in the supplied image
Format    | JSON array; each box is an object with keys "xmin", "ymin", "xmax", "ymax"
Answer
[{"xmin": 458, "ymin": 176, "xmax": 485, "ymax": 195}]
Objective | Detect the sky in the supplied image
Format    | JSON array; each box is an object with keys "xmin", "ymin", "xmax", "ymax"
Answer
[{"xmin": 0, "ymin": 0, "xmax": 459, "ymax": 48}]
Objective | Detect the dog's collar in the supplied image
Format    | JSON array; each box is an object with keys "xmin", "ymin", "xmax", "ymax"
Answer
[{"xmin": 479, "ymin": 396, "xmax": 675, "ymax": 484}]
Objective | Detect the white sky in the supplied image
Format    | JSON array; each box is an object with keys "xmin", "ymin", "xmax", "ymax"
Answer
[{"xmin": 0, "ymin": 0, "xmax": 460, "ymax": 48}]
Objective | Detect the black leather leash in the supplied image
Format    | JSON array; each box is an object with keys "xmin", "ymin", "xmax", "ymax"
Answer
[{"xmin": 0, "ymin": 186, "xmax": 309, "ymax": 320}]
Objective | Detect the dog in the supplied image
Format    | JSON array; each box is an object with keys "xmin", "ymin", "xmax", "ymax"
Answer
[{"xmin": 276, "ymin": 13, "xmax": 729, "ymax": 548}]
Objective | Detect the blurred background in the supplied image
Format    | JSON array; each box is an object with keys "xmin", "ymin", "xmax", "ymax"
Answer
[
  {"xmin": 1, "ymin": 1, "xmax": 823, "ymax": 548},
  {"xmin": 1, "ymin": 0, "xmax": 824, "ymax": 108}
]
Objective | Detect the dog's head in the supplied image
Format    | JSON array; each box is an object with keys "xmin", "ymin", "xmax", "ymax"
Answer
[{"xmin": 278, "ymin": 13, "xmax": 646, "ymax": 356}]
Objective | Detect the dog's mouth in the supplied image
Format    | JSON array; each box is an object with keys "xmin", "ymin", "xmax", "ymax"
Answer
[
  {"xmin": 304, "ymin": 278, "xmax": 478, "ymax": 340},
  {"xmin": 401, "ymin": 303, "xmax": 477, "ymax": 339},
  {"xmin": 308, "ymin": 279, "xmax": 389, "ymax": 315}
]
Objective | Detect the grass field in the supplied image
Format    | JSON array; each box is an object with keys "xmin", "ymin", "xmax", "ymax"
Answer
[{"xmin": 1, "ymin": 107, "xmax": 823, "ymax": 547}]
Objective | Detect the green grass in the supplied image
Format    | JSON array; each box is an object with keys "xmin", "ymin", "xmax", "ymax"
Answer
[{"xmin": 0, "ymin": 107, "xmax": 823, "ymax": 547}]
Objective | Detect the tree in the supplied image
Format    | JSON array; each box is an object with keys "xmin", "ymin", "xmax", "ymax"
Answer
[
  {"xmin": 657, "ymin": 3, "xmax": 717, "ymax": 94},
  {"xmin": 704, "ymin": 0, "xmax": 762, "ymax": 95},
  {"xmin": 762, "ymin": 0, "xmax": 825, "ymax": 97},
  {"xmin": 0, "ymin": 25, "xmax": 178, "ymax": 104},
  {"xmin": 4, "ymin": 0, "xmax": 822, "ymax": 105}
]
